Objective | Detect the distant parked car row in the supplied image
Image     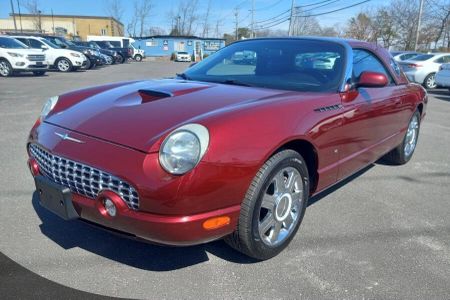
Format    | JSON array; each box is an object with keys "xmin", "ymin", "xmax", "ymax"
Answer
[
  {"xmin": 390, "ymin": 50, "xmax": 450, "ymax": 89},
  {"xmin": 0, "ymin": 34, "xmax": 145, "ymax": 77}
]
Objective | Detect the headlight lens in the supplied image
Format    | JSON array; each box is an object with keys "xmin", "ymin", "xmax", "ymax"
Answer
[
  {"xmin": 70, "ymin": 52, "xmax": 80, "ymax": 57},
  {"xmin": 40, "ymin": 96, "xmax": 59, "ymax": 122},
  {"xmin": 159, "ymin": 124, "xmax": 209, "ymax": 175},
  {"xmin": 7, "ymin": 52, "xmax": 23, "ymax": 57}
]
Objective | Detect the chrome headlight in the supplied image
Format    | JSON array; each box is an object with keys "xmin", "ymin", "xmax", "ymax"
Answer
[
  {"xmin": 40, "ymin": 96, "xmax": 59, "ymax": 122},
  {"xmin": 7, "ymin": 52, "xmax": 24, "ymax": 57},
  {"xmin": 159, "ymin": 124, "xmax": 209, "ymax": 175}
]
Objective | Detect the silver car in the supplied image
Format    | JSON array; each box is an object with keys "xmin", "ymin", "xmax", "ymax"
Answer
[
  {"xmin": 400, "ymin": 53, "xmax": 450, "ymax": 89},
  {"xmin": 435, "ymin": 63, "xmax": 450, "ymax": 90},
  {"xmin": 390, "ymin": 51, "xmax": 420, "ymax": 62}
]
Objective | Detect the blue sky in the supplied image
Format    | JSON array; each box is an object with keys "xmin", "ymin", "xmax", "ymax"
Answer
[{"xmin": 1, "ymin": 0, "xmax": 387, "ymax": 36}]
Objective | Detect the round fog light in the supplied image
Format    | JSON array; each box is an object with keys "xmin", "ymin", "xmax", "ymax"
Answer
[{"xmin": 104, "ymin": 198, "xmax": 116, "ymax": 217}]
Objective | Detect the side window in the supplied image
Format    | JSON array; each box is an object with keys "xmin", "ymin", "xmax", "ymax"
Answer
[
  {"xmin": 29, "ymin": 39, "xmax": 44, "ymax": 49},
  {"xmin": 352, "ymin": 49, "xmax": 394, "ymax": 84},
  {"xmin": 435, "ymin": 55, "xmax": 450, "ymax": 63},
  {"xmin": 15, "ymin": 38, "xmax": 29, "ymax": 46}
]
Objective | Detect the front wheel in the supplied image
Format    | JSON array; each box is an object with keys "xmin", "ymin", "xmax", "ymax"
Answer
[
  {"xmin": 382, "ymin": 110, "xmax": 421, "ymax": 165},
  {"xmin": 225, "ymin": 149, "xmax": 309, "ymax": 260},
  {"xmin": 134, "ymin": 54, "xmax": 142, "ymax": 62},
  {"xmin": 56, "ymin": 58, "xmax": 72, "ymax": 72},
  {"xmin": 423, "ymin": 73, "xmax": 437, "ymax": 89},
  {"xmin": 115, "ymin": 54, "xmax": 124, "ymax": 64},
  {"xmin": 0, "ymin": 59, "xmax": 13, "ymax": 77}
]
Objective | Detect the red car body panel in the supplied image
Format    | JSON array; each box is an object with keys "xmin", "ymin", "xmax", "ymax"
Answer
[{"xmin": 27, "ymin": 38, "xmax": 427, "ymax": 246}]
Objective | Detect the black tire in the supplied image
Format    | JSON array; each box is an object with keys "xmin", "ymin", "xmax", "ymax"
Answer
[
  {"xmin": 423, "ymin": 73, "xmax": 437, "ymax": 89},
  {"xmin": 84, "ymin": 58, "xmax": 91, "ymax": 70},
  {"xmin": 0, "ymin": 59, "xmax": 13, "ymax": 77},
  {"xmin": 32, "ymin": 71, "xmax": 46, "ymax": 76},
  {"xmin": 106, "ymin": 55, "xmax": 114, "ymax": 65},
  {"xmin": 225, "ymin": 149, "xmax": 309, "ymax": 260},
  {"xmin": 56, "ymin": 58, "xmax": 73, "ymax": 72},
  {"xmin": 134, "ymin": 54, "xmax": 142, "ymax": 62},
  {"xmin": 382, "ymin": 110, "xmax": 421, "ymax": 165},
  {"xmin": 115, "ymin": 54, "xmax": 124, "ymax": 64}
]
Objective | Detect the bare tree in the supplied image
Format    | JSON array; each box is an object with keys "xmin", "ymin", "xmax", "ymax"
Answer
[
  {"xmin": 202, "ymin": 0, "xmax": 212, "ymax": 37},
  {"xmin": 345, "ymin": 12, "xmax": 374, "ymax": 41},
  {"xmin": 24, "ymin": 0, "xmax": 42, "ymax": 32},
  {"xmin": 389, "ymin": 0, "xmax": 420, "ymax": 50},
  {"xmin": 137, "ymin": 0, "xmax": 153, "ymax": 37},
  {"xmin": 291, "ymin": 9, "xmax": 322, "ymax": 36},
  {"xmin": 168, "ymin": 0, "xmax": 199, "ymax": 36},
  {"xmin": 105, "ymin": 0, "xmax": 125, "ymax": 35},
  {"xmin": 127, "ymin": 1, "xmax": 139, "ymax": 37},
  {"xmin": 371, "ymin": 7, "xmax": 398, "ymax": 48}
]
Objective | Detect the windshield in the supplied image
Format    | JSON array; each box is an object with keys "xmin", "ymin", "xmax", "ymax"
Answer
[
  {"xmin": 184, "ymin": 39, "xmax": 345, "ymax": 92},
  {"xmin": 411, "ymin": 54, "xmax": 435, "ymax": 61},
  {"xmin": 89, "ymin": 42, "xmax": 100, "ymax": 49},
  {"xmin": 178, "ymin": 52, "xmax": 188, "ymax": 55},
  {"xmin": 41, "ymin": 39, "xmax": 60, "ymax": 49},
  {"xmin": 0, "ymin": 37, "xmax": 28, "ymax": 49}
]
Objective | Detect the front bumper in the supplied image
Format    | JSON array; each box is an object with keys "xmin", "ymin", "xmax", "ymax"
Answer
[
  {"xmin": 27, "ymin": 122, "xmax": 243, "ymax": 245},
  {"xmin": 10, "ymin": 57, "xmax": 48, "ymax": 71}
]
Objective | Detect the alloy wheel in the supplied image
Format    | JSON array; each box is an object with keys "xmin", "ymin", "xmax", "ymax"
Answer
[
  {"xmin": 57, "ymin": 59, "xmax": 70, "ymax": 72},
  {"xmin": 404, "ymin": 113, "xmax": 419, "ymax": 157},
  {"xmin": 258, "ymin": 167, "xmax": 303, "ymax": 246},
  {"xmin": 425, "ymin": 74, "xmax": 437, "ymax": 89},
  {"xmin": 0, "ymin": 61, "xmax": 11, "ymax": 76}
]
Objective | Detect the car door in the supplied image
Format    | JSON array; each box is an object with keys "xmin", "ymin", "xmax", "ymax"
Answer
[
  {"xmin": 337, "ymin": 49, "xmax": 401, "ymax": 180},
  {"xmin": 29, "ymin": 39, "xmax": 56, "ymax": 65}
]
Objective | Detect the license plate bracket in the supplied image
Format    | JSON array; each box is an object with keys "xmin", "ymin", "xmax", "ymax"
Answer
[{"xmin": 35, "ymin": 175, "xmax": 79, "ymax": 220}]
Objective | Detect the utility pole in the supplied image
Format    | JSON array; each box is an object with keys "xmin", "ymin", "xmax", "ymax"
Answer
[
  {"xmin": 17, "ymin": 0, "xmax": 23, "ymax": 33},
  {"xmin": 288, "ymin": 0, "xmax": 295, "ymax": 36},
  {"xmin": 10, "ymin": 0, "xmax": 18, "ymax": 32},
  {"xmin": 234, "ymin": 8, "xmax": 239, "ymax": 41},
  {"xmin": 250, "ymin": 0, "xmax": 255, "ymax": 38},
  {"xmin": 51, "ymin": 9, "xmax": 55, "ymax": 34},
  {"xmin": 414, "ymin": 0, "xmax": 424, "ymax": 51}
]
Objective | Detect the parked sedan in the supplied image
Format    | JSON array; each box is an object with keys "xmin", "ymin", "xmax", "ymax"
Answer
[
  {"xmin": 27, "ymin": 38, "xmax": 426, "ymax": 260},
  {"xmin": 435, "ymin": 63, "xmax": 450, "ymax": 90},
  {"xmin": 390, "ymin": 51, "xmax": 420, "ymax": 62},
  {"xmin": 13, "ymin": 36, "xmax": 86, "ymax": 72},
  {"xmin": 175, "ymin": 51, "xmax": 192, "ymax": 62},
  {"xmin": 400, "ymin": 52, "xmax": 450, "ymax": 89}
]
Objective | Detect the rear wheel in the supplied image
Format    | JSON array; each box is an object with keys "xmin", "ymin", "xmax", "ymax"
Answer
[
  {"xmin": 225, "ymin": 149, "xmax": 309, "ymax": 260},
  {"xmin": 0, "ymin": 59, "xmax": 13, "ymax": 77},
  {"xmin": 32, "ymin": 71, "xmax": 46, "ymax": 76},
  {"xmin": 56, "ymin": 58, "xmax": 72, "ymax": 72},
  {"xmin": 105, "ymin": 55, "xmax": 113, "ymax": 65},
  {"xmin": 115, "ymin": 54, "xmax": 124, "ymax": 64},
  {"xmin": 84, "ymin": 58, "xmax": 91, "ymax": 70},
  {"xmin": 382, "ymin": 110, "xmax": 420, "ymax": 165},
  {"xmin": 423, "ymin": 73, "xmax": 437, "ymax": 89}
]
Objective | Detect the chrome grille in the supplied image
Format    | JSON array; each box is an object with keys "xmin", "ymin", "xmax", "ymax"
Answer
[
  {"xmin": 27, "ymin": 54, "xmax": 45, "ymax": 61},
  {"xmin": 29, "ymin": 143, "xmax": 139, "ymax": 210}
]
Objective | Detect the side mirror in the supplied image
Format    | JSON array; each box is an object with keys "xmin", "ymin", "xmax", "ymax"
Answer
[
  {"xmin": 41, "ymin": 45, "xmax": 48, "ymax": 50},
  {"xmin": 356, "ymin": 71, "xmax": 388, "ymax": 88},
  {"xmin": 60, "ymin": 44, "xmax": 67, "ymax": 49}
]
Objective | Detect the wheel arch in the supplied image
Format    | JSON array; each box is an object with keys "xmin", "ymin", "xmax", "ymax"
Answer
[{"xmin": 270, "ymin": 139, "xmax": 319, "ymax": 195}]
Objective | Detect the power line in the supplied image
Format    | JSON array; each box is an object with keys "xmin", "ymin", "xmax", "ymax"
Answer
[
  {"xmin": 293, "ymin": 0, "xmax": 371, "ymax": 17},
  {"xmin": 299, "ymin": 0, "xmax": 340, "ymax": 14},
  {"xmin": 255, "ymin": 9, "xmax": 291, "ymax": 24},
  {"xmin": 255, "ymin": 0, "xmax": 285, "ymax": 11}
]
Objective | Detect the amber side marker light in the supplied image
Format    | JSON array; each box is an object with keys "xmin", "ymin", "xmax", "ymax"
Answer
[{"xmin": 203, "ymin": 216, "xmax": 231, "ymax": 230}]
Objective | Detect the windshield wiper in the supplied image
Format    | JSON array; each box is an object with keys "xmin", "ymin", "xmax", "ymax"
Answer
[{"xmin": 176, "ymin": 73, "xmax": 191, "ymax": 80}]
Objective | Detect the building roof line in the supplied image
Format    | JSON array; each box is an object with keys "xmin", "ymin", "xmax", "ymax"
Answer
[
  {"xmin": 133, "ymin": 35, "xmax": 225, "ymax": 41},
  {"xmin": 9, "ymin": 13, "xmax": 124, "ymax": 26}
]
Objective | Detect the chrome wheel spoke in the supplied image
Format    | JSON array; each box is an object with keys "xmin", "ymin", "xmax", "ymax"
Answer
[
  {"xmin": 270, "ymin": 222, "xmax": 282, "ymax": 243},
  {"xmin": 261, "ymin": 194, "xmax": 275, "ymax": 211},
  {"xmin": 259, "ymin": 215, "xmax": 275, "ymax": 235},
  {"xmin": 273, "ymin": 172, "xmax": 285, "ymax": 193},
  {"xmin": 286, "ymin": 171, "xmax": 299, "ymax": 193},
  {"xmin": 283, "ymin": 212, "xmax": 294, "ymax": 229}
]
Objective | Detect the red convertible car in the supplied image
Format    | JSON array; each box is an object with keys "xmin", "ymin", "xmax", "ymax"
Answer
[{"xmin": 27, "ymin": 38, "xmax": 427, "ymax": 260}]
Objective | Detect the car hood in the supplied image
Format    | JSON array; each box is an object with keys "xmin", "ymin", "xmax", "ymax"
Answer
[{"xmin": 46, "ymin": 79, "xmax": 291, "ymax": 153}]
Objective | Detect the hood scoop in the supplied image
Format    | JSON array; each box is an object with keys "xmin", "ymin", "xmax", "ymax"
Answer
[{"xmin": 138, "ymin": 89, "xmax": 173, "ymax": 103}]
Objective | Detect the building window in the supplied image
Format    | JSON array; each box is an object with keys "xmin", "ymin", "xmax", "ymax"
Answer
[
  {"xmin": 100, "ymin": 28, "xmax": 107, "ymax": 35},
  {"xmin": 146, "ymin": 40, "xmax": 158, "ymax": 47}
]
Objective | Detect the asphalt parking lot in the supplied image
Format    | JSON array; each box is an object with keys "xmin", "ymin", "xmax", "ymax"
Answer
[{"xmin": 1, "ymin": 61, "xmax": 450, "ymax": 299}]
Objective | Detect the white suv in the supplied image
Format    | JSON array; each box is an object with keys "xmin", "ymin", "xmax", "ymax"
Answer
[
  {"xmin": 13, "ymin": 36, "xmax": 86, "ymax": 72},
  {"xmin": 0, "ymin": 36, "xmax": 48, "ymax": 77}
]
